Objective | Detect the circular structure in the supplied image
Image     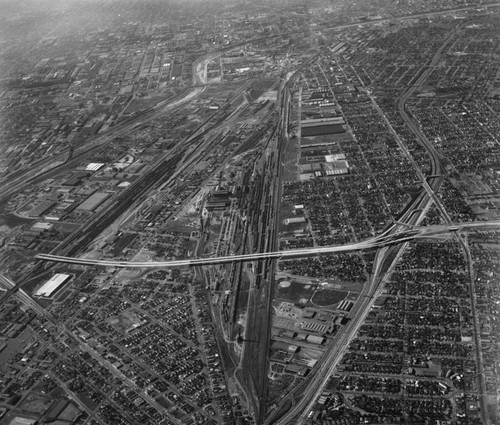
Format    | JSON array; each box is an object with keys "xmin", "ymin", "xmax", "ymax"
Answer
[
  {"xmin": 134, "ymin": 252, "xmax": 152, "ymax": 262},
  {"xmin": 279, "ymin": 280, "xmax": 291, "ymax": 288}
]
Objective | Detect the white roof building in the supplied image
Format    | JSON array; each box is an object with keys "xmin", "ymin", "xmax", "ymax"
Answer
[{"xmin": 34, "ymin": 273, "xmax": 70, "ymax": 297}]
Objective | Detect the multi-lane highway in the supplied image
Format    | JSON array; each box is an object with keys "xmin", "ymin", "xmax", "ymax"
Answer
[
  {"xmin": 267, "ymin": 24, "xmax": 496, "ymax": 424},
  {"xmin": 5, "ymin": 7, "xmax": 500, "ymax": 424},
  {"xmin": 393, "ymin": 26, "xmax": 490, "ymax": 425},
  {"xmin": 36, "ymin": 221, "xmax": 499, "ymax": 269},
  {"xmin": 271, "ymin": 243, "xmax": 407, "ymax": 425},
  {"xmin": 4, "ymin": 3, "xmax": 491, "ymax": 206}
]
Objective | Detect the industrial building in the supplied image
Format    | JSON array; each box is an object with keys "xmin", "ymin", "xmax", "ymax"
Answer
[
  {"xmin": 28, "ymin": 200, "xmax": 56, "ymax": 217},
  {"xmin": 77, "ymin": 192, "xmax": 110, "ymax": 211},
  {"xmin": 34, "ymin": 273, "xmax": 71, "ymax": 298}
]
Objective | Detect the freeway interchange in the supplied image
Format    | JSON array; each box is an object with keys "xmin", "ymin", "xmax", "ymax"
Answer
[
  {"xmin": 266, "ymin": 24, "xmax": 494, "ymax": 425},
  {"xmin": 30, "ymin": 41, "xmax": 500, "ymax": 421},
  {"xmin": 28, "ymin": 32, "xmax": 500, "ymax": 423},
  {"xmin": 5, "ymin": 7, "xmax": 500, "ymax": 424}
]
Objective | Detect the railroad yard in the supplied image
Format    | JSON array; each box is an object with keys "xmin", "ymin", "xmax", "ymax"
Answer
[{"xmin": 0, "ymin": 2, "xmax": 500, "ymax": 425}]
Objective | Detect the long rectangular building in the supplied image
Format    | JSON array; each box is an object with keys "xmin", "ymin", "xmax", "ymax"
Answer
[
  {"xmin": 77, "ymin": 192, "xmax": 110, "ymax": 212},
  {"xmin": 34, "ymin": 273, "xmax": 71, "ymax": 298}
]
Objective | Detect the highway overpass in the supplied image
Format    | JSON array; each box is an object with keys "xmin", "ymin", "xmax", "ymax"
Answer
[{"xmin": 36, "ymin": 221, "xmax": 500, "ymax": 269}]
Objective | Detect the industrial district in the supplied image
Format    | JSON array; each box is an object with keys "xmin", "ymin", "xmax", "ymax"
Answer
[{"xmin": 0, "ymin": 0, "xmax": 499, "ymax": 424}]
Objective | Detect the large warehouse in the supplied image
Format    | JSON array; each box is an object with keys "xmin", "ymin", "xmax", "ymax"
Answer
[
  {"xmin": 34, "ymin": 273, "xmax": 71, "ymax": 298},
  {"xmin": 76, "ymin": 192, "xmax": 110, "ymax": 212}
]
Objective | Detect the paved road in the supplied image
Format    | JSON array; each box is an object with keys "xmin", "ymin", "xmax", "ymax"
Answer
[
  {"xmin": 266, "ymin": 21, "xmax": 497, "ymax": 423},
  {"xmin": 0, "ymin": 86, "xmax": 205, "ymax": 203},
  {"xmin": 35, "ymin": 221, "xmax": 500, "ymax": 269}
]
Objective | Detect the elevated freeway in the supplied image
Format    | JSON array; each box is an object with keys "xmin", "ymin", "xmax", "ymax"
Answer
[
  {"xmin": 5, "ymin": 8, "xmax": 500, "ymax": 423},
  {"xmin": 269, "ymin": 23, "xmax": 491, "ymax": 424},
  {"xmin": 36, "ymin": 221, "xmax": 500, "ymax": 269}
]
